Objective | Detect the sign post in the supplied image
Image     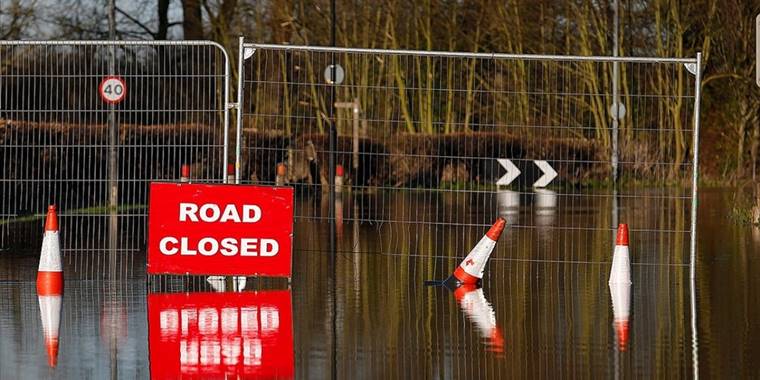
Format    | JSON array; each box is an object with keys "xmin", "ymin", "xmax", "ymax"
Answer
[{"xmin": 147, "ymin": 183, "xmax": 294, "ymax": 278}]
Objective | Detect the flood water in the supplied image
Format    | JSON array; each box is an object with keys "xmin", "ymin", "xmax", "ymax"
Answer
[{"xmin": 0, "ymin": 187, "xmax": 758, "ymax": 378}]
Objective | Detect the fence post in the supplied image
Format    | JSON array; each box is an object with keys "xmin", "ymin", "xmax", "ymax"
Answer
[
  {"xmin": 236, "ymin": 36, "xmax": 246, "ymax": 184},
  {"xmin": 690, "ymin": 52, "xmax": 702, "ymax": 280}
]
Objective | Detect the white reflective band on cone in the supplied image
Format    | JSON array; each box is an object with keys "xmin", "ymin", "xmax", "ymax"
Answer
[{"xmin": 38, "ymin": 231, "xmax": 62, "ymax": 272}]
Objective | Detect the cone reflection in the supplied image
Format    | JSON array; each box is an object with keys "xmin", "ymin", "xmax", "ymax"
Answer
[
  {"xmin": 453, "ymin": 285, "xmax": 504, "ymax": 354},
  {"xmin": 609, "ymin": 281, "xmax": 631, "ymax": 352},
  {"xmin": 38, "ymin": 295, "xmax": 62, "ymax": 368}
]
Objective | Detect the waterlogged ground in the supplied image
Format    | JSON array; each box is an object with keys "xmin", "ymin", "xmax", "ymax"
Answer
[{"xmin": 0, "ymin": 188, "xmax": 758, "ymax": 378}]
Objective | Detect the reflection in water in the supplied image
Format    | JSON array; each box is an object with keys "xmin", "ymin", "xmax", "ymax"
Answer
[
  {"xmin": 320, "ymin": 189, "xmax": 690, "ymax": 266},
  {"xmin": 336, "ymin": 194, "xmax": 344, "ymax": 239},
  {"xmin": 147, "ymin": 291, "xmax": 294, "ymax": 379},
  {"xmin": 496, "ymin": 189, "xmax": 520, "ymax": 218},
  {"xmin": 609, "ymin": 282, "xmax": 631, "ymax": 352},
  {"xmin": 206, "ymin": 276, "xmax": 247, "ymax": 292},
  {"xmin": 38, "ymin": 294, "xmax": 62, "ymax": 368},
  {"xmin": 453, "ymin": 285, "xmax": 504, "ymax": 354},
  {"xmin": 7, "ymin": 190, "xmax": 760, "ymax": 377},
  {"xmin": 534, "ymin": 189, "xmax": 557, "ymax": 215},
  {"xmin": 752, "ymin": 185, "xmax": 760, "ymax": 244}
]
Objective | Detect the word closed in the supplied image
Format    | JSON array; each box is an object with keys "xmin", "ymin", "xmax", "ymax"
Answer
[{"xmin": 148, "ymin": 183, "xmax": 294, "ymax": 277}]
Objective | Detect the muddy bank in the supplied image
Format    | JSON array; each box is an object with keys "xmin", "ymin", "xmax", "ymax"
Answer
[
  {"xmin": 1, "ymin": 119, "xmax": 223, "ymax": 216},
  {"xmin": 2, "ymin": 119, "xmax": 606, "ymax": 218},
  {"xmin": 242, "ymin": 131, "xmax": 606, "ymax": 189}
]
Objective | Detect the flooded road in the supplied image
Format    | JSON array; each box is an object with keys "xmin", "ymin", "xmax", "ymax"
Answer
[{"xmin": 0, "ymin": 188, "xmax": 758, "ymax": 378}]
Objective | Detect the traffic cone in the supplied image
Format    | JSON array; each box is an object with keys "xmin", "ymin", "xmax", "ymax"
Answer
[
  {"xmin": 275, "ymin": 163, "xmax": 287, "ymax": 186},
  {"xmin": 227, "ymin": 164, "xmax": 236, "ymax": 184},
  {"xmin": 609, "ymin": 224, "xmax": 631, "ymax": 285},
  {"xmin": 450, "ymin": 218, "xmax": 506, "ymax": 286},
  {"xmin": 609, "ymin": 281, "xmax": 631, "ymax": 352},
  {"xmin": 38, "ymin": 294, "xmax": 61, "ymax": 367},
  {"xmin": 180, "ymin": 164, "xmax": 191, "ymax": 183},
  {"xmin": 37, "ymin": 205, "xmax": 62, "ymax": 368},
  {"xmin": 37, "ymin": 205, "xmax": 63, "ymax": 296},
  {"xmin": 453, "ymin": 284, "xmax": 505, "ymax": 354},
  {"xmin": 335, "ymin": 164, "xmax": 344, "ymax": 193}
]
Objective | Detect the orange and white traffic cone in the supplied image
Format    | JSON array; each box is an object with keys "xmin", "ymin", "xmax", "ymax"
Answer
[
  {"xmin": 609, "ymin": 224, "xmax": 631, "ymax": 285},
  {"xmin": 180, "ymin": 164, "xmax": 191, "ymax": 183},
  {"xmin": 37, "ymin": 205, "xmax": 63, "ymax": 368},
  {"xmin": 453, "ymin": 284, "xmax": 505, "ymax": 354},
  {"xmin": 227, "ymin": 164, "xmax": 236, "ymax": 184},
  {"xmin": 37, "ymin": 205, "xmax": 63, "ymax": 296},
  {"xmin": 275, "ymin": 163, "xmax": 287, "ymax": 186},
  {"xmin": 609, "ymin": 281, "xmax": 631, "ymax": 352},
  {"xmin": 335, "ymin": 164, "xmax": 344, "ymax": 193},
  {"xmin": 449, "ymin": 217, "xmax": 506, "ymax": 286}
]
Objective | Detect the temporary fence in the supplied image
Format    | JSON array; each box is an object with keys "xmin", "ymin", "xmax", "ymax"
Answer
[
  {"xmin": 0, "ymin": 39, "xmax": 702, "ymax": 265},
  {"xmin": 0, "ymin": 40, "xmax": 231, "ymax": 252},
  {"xmin": 236, "ymin": 40, "xmax": 701, "ymax": 265}
]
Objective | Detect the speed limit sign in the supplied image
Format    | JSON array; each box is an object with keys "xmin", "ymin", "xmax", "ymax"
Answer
[{"xmin": 99, "ymin": 76, "xmax": 127, "ymax": 104}]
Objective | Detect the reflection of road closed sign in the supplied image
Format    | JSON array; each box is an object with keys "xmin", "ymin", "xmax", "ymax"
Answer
[
  {"xmin": 99, "ymin": 76, "xmax": 127, "ymax": 104},
  {"xmin": 147, "ymin": 183, "xmax": 294, "ymax": 277},
  {"xmin": 148, "ymin": 291, "xmax": 294, "ymax": 378}
]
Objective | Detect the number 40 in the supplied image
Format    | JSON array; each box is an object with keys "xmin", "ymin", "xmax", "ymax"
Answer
[{"xmin": 104, "ymin": 83, "xmax": 123, "ymax": 96}]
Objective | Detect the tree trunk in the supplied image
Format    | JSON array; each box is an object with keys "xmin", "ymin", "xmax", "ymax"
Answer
[
  {"xmin": 156, "ymin": 0, "xmax": 170, "ymax": 40},
  {"xmin": 182, "ymin": 0, "xmax": 204, "ymax": 39}
]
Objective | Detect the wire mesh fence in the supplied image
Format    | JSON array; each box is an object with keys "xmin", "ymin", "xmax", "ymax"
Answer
[
  {"xmin": 0, "ymin": 40, "xmax": 702, "ymax": 265},
  {"xmin": 237, "ymin": 43, "xmax": 700, "ymax": 264},
  {"xmin": 0, "ymin": 41, "xmax": 230, "ymax": 252}
]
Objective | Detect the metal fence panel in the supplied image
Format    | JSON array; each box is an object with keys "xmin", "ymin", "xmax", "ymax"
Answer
[
  {"xmin": 0, "ymin": 41, "xmax": 230, "ymax": 252},
  {"xmin": 237, "ymin": 42, "xmax": 700, "ymax": 265}
]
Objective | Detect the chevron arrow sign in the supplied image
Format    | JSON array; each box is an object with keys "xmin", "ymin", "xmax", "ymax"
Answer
[
  {"xmin": 496, "ymin": 159, "xmax": 557, "ymax": 188},
  {"xmin": 532, "ymin": 160, "xmax": 557, "ymax": 188},
  {"xmin": 496, "ymin": 159, "xmax": 521, "ymax": 186}
]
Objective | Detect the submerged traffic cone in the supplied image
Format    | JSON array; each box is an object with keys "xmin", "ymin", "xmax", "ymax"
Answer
[
  {"xmin": 609, "ymin": 224, "xmax": 631, "ymax": 285},
  {"xmin": 450, "ymin": 218, "xmax": 506, "ymax": 286},
  {"xmin": 37, "ymin": 205, "xmax": 62, "ymax": 368},
  {"xmin": 275, "ymin": 163, "xmax": 287, "ymax": 186},
  {"xmin": 180, "ymin": 164, "xmax": 191, "ymax": 183},
  {"xmin": 335, "ymin": 164, "xmax": 344, "ymax": 193},
  {"xmin": 453, "ymin": 284, "xmax": 505, "ymax": 354},
  {"xmin": 227, "ymin": 164, "xmax": 236, "ymax": 184},
  {"xmin": 38, "ymin": 294, "xmax": 62, "ymax": 367},
  {"xmin": 37, "ymin": 205, "xmax": 63, "ymax": 296},
  {"xmin": 609, "ymin": 281, "xmax": 631, "ymax": 352}
]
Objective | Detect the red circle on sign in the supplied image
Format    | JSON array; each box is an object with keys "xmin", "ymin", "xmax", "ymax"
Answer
[{"xmin": 99, "ymin": 76, "xmax": 127, "ymax": 104}]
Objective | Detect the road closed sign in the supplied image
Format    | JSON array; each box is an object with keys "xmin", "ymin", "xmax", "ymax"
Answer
[{"xmin": 147, "ymin": 183, "xmax": 294, "ymax": 277}]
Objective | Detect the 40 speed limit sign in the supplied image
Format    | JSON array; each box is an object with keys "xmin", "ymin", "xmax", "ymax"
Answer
[{"xmin": 99, "ymin": 76, "xmax": 127, "ymax": 104}]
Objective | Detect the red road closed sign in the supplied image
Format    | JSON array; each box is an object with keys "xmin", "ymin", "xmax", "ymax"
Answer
[{"xmin": 147, "ymin": 183, "xmax": 294, "ymax": 277}]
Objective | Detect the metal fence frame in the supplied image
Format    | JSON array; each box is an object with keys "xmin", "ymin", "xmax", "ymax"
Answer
[
  {"xmin": 0, "ymin": 38, "xmax": 704, "ymax": 270},
  {"xmin": 235, "ymin": 40, "xmax": 702, "ymax": 269},
  {"xmin": 0, "ymin": 40, "xmax": 232, "ymax": 251},
  {"xmin": 235, "ymin": 41, "xmax": 702, "ymax": 378}
]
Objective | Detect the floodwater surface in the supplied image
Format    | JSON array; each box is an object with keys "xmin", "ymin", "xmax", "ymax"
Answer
[{"xmin": 0, "ymin": 188, "xmax": 758, "ymax": 378}]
